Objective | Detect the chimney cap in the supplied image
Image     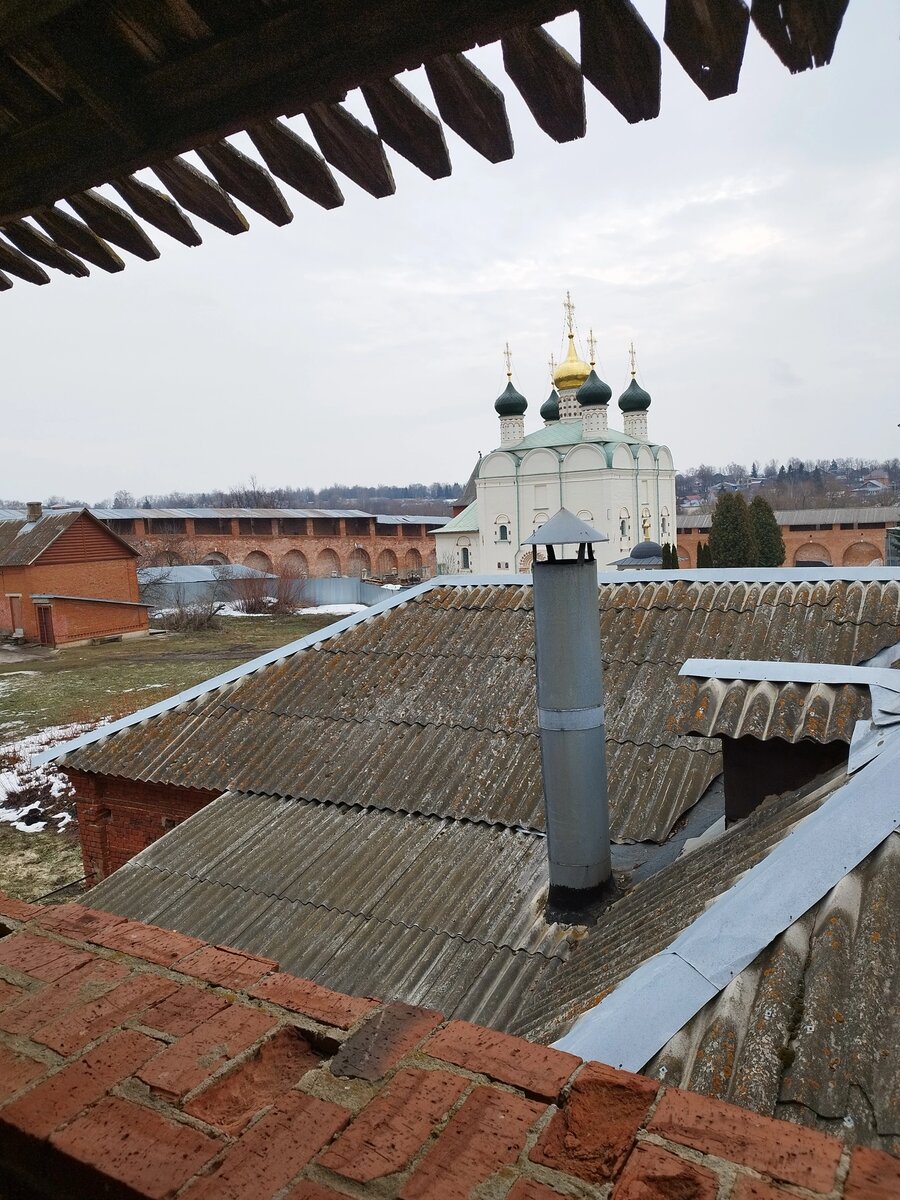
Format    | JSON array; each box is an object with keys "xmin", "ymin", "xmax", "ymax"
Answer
[{"xmin": 524, "ymin": 507, "xmax": 608, "ymax": 547}]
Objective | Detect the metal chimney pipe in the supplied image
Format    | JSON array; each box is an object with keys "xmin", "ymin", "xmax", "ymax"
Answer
[{"xmin": 526, "ymin": 509, "xmax": 611, "ymax": 900}]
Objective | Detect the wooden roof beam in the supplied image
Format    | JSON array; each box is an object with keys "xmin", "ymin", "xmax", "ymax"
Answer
[
  {"xmin": 425, "ymin": 53, "xmax": 514, "ymax": 164},
  {"xmin": 0, "ymin": 238, "xmax": 50, "ymax": 284},
  {"xmin": 579, "ymin": 0, "xmax": 661, "ymax": 124},
  {"xmin": 0, "ymin": 269, "xmax": 12, "ymax": 291},
  {"xmin": 751, "ymin": 0, "xmax": 848, "ymax": 72},
  {"xmin": 246, "ymin": 120, "xmax": 344, "ymax": 211},
  {"xmin": 110, "ymin": 175, "xmax": 202, "ymax": 247},
  {"xmin": 306, "ymin": 103, "xmax": 396, "ymax": 199},
  {"xmin": 0, "ymin": 219, "xmax": 90, "ymax": 276},
  {"xmin": 195, "ymin": 140, "xmax": 293, "ymax": 226},
  {"xmin": 502, "ymin": 26, "xmax": 585, "ymax": 143},
  {"xmin": 153, "ymin": 157, "xmax": 249, "ymax": 235},
  {"xmin": 664, "ymin": 0, "xmax": 750, "ymax": 100},
  {"xmin": 67, "ymin": 189, "xmax": 160, "ymax": 260},
  {"xmin": 361, "ymin": 77, "xmax": 452, "ymax": 180},
  {"xmin": 32, "ymin": 203, "xmax": 125, "ymax": 271}
]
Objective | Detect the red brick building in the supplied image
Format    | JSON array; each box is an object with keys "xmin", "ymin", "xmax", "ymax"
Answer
[{"xmin": 0, "ymin": 506, "xmax": 148, "ymax": 648}]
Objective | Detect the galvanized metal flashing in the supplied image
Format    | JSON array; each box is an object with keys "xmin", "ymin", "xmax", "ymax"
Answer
[
  {"xmin": 553, "ymin": 730, "xmax": 900, "ymax": 1068},
  {"xmin": 680, "ymin": 659, "xmax": 900, "ymax": 689}
]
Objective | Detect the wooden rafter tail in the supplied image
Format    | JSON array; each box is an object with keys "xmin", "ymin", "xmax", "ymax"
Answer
[
  {"xmin": 579, "ymin": 0, "xmax": 661, "ymax": 123},
  {"xmin": 751, "ymin": 0, "xmax": 849, "ymax": 73},
  {"xmin": 664, "ymin": 0, "xmax": 749, "ymax": 101},
  {"xmin": 33, "ymin": 205, "xmax": 126, "ymax": 272},
  {"xmin": 0, "ymin": 268, "xmax": 13, "ymax": 291},
  {"xmin": 1, "ymin": 219, "xmax": 90, "ymax": 277},
  {"xmin": 501, "ymin": 26, "xmax": 585, "ymax": 143},
  {"xmin": 425, "ymin": 53, "xmax": 514, "ymax": 164},
  {"xmin": 152, "ymin": 157, "xmax": 250, "ymax": 235},
  {"xmin": 195, "ymin": 141, "xmax": 293, "ymax": 226},
  {"xmin": 247, "ymin": 120, "xmax": 345, "ymax": 211},
  {"xmin": 306, "ymin": 103, "xmax": 396, "ymax": 200},
  {"xmin": 0, "ymin": 236, "xmax": 51, "ymax": 285},
  {"xmin": 110, "ymin": 176, "xmax": 203, "ymax": 248},
  {"xmin": 361, "ymin": 77, "xmax": 451, "ymax": 180},
  {"xmin": 68, "ymin": 190, "xmax": 161, "ymax": 261}
]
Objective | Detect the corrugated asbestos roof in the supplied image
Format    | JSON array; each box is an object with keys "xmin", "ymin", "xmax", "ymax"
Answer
[
  {"xmin": 87, "ymin": 507, "xmax": 445, "ymax": 524},
  {"xmin": 62, "ymin": 578, "xmax": 900, "ymax": 845},
  {"xmin": 87, "ymin": 790, "xmax": 565, "ymax": 1028},
  {"xmin": 677, "ymin": 506, "xmax": 900, "ymax": 531},
  {"xmin": 0, "ymin": 510, "xmax": 81, "ymax": 566},
  {"xmin": 669, "ymin": 676, "xmax": 871, "ymax": 744},
  {"xmin": 643, "ymin": 830, "xmax": 900, "ymax": 1157}
]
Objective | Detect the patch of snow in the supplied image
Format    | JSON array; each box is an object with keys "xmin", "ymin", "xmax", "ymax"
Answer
[
  {"xmin": 295, "ymin": 604, "xmax": 368, "ymax": 616},
  {"xmin": 0, "ymin": 721, "xmax": 101, "ymax": 835}
]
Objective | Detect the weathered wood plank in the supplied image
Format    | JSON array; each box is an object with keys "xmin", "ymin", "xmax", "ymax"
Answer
[
  {"xmin": 425, "ymin": 53, "xmax": 514, "ymax": 164},
  {"xmin": 665, "ymin": 0, "xmax": 749, "ymax": 100},
  {"xmin": 68, "ymin": 189, "xmax": 160, "ymax": 260},
  {"xmin": 501, "ymin": 26, "xmax": 585, "ymax": 143},
  {"xmin": 306, "ymin": 103, "xmax": 396, "ymax": 199},
  {"xmin": 33, "ymin": 204, "xmax": 126, "ymax": 271},
  {"xmin": 0, "ymin": 236, "xmax": 51, "ymax": 284},
  {"xmin": 153, "ymin": 157, "xmax": 250, "ymax": 234},
  {"xmin": 361, "ymin": 77, "xmax": 451, "ymax": 180},
  {"xmin": 0, "ymin": 269, "xmax": 12, "ymax": 291},
  {"xmin": 751, "ymin": 0, "xmax": 848, "ymax": 72},
  {"xmin": 110, "ymin": 175, "xmax": 202, "ymax": 247},
  {"xmin": 580, "ymin": 0, "xmax": 661, "ymax": 123},
  {"xmin": 247, "ymin": 120, "xmax": 344, "ymax": 210},
  {"xmin": 195, "ymin": 140, "xmax": 293, "ymax": 225},
  {"xmin": 1, "ymin": 219, "xmax": 90, "ymax": 276}
]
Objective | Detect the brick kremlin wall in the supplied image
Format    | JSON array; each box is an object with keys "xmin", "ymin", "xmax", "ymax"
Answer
[{"xmin": 0, "ymin": 893, "xmax": 896, "ymax": 1200}]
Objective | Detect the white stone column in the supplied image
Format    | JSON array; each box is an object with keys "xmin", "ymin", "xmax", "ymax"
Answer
[
  {"xmin": 499, "ymin": 415, "xmax": 525, "ymax": 447},
  {"xmin": 582, "ymin": 406, "xmax": 608, "ymax": 438},
  {"xmin": 558, "ymin": 388, "xmax": 581, "ymax": 422},
  {"xmin": 624, "ymin": 412, "xmax": 648, "ymax": 440}
]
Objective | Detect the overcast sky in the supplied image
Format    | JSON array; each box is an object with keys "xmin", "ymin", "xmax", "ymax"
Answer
[{"xmin": 4, "ymin": 1, "xmax": 898, "ymax": 503}]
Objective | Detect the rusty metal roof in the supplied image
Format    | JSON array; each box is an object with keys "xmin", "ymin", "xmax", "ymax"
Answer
[
  {"xmin": 668, "ymin": 676, "xmax": 872, "ymax": 744},
  {"xmin": 62, "ymin": 577, "xmax": 900, "ymax": 846}
]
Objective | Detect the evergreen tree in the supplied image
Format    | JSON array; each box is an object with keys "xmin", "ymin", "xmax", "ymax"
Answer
[
  {"xmin": 661, "ymin": 543, "xmax": 672, "ymax": 569},
  {"xmin": 667, "ymin": 543, "xmax": 680, "ymax": 570},
  {"xmin": 708, "ymin": 493, "xmax": 758, "ymax": 567},
  {"xmin": 696, "ymin": 542, "xmax": 708, "ymax": 567},
  {"xmin": 749, "ymin": 495, "xmax": 786, "ymax": 566}
]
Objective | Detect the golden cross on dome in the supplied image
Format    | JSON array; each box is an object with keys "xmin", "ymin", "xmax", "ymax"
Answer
[
  {"xmin": 548, "ymin": 352, "xmax": 557, "ymax": 381},
  {"xmin": 587, "ymin": 328, "xmax": 597, "ymax": 367},
  {"xmin": 629, "ymin": 341, "xmax": 637, "ymax": 377},
  {"xmin": 563, "ymin": 291, "xmax": 575, "ymax": 336},
  {"xmin": 503, "ymin": 342, "xmax": 513, "ymax": 379}
]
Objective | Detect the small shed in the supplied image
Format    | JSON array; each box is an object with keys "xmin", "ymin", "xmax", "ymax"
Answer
[{"xmin": 0, "ymin": 505, "xmax": 149, "ymax": 647}]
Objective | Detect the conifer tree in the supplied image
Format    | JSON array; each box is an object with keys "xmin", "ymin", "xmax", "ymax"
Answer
[
  {"xmin": 660, "ymin": 543, "xmax": 670, "ymax": 569},
  {"xmin": 708, "ymin": 493, "xmax": 758, "ymax": 567},
  {"xmin": 696, "ymin": 542, "xmax": 709, "ymax": 567},
  {"xmin": 749, "ymin": 495, "xmax": 785, "ymax": 567}
]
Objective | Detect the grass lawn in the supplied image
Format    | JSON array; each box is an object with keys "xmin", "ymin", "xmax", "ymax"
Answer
[{"xmin": 0, "ymin": 613, "xmax": 338, "ymax": 742}]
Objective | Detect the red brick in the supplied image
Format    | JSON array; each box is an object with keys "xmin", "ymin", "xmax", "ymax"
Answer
[
  {"xmin": 507, "ymin": 1181, "xmax": 575, "ymax": 1200},
  {"xmin": 0, "ymin": 1044, "xmax": 46, "ymax": 1102},
  {"xmin": 137, "ymin": 1003, "xmax": 278, "ymax": 1100},
  {"xmin": 612, "ymin": 1143, "xmax": 718, "ymax": 1200},
  {"xmin": 88, "ymin": 917, "xmax": 205, "ymax": 966},
  {"xmin": 648, "ymin": 1089, "xmax": 842, "ymax": 1193},
  {"xmin": 425, "ymin": 1020, "xmax": 580, "ymax": 1101},
  {"xmin": 0, "ymin": 978, "xmax": 25, "ymax": 1010},
  {"xmin": 284, "ymin": 1184, "xmax": 350, "ymax": 1200},
  {"xmin": 180, "ymin": 1090, "xmax": 350, "ymax": 1200},
  {"xmin": 401, "ymin": 1086, "xmax": 545, "ymax": 1200},
  {"xmin": 185, "ymin": 1026, "xmax": 321, "ymax": 1133},
  {"xmin": 174, "ymin": 944, "xmax": 278, "ymax": 989},
  {"xmin": 141, "ymin": 984, "xmax": 230, "ymax": 1037},
  {"xmin": 331, "ymin": 1002, "xmax": 443, "ymax": 1082},
  {"xmin": 250, "ymin": 972, "xmax": 378, "ymax": 1030},
  {"xmin": 33, "ymin": 902, "xmax": 125, "ymax": 940},
  {"xmin": 50, "ymin": 1095, "xmax": 219, "ymax": 1200},
  {"xmin": 320, "ymin": 1067, "xmax": 468, "ymax": 1182},
  {"xmin": 0, "ymin": 893, "xmax": 44, "ymax": 922},
  {"xmin": 0, "ymin": 931, "xmax": 93, "ymax": 982},
  {"xmin": 0, "ymin": 957, "xmax": 129, "ymax": 1036},
  {"xmin": 731, "ymin": 1177, "xmax": 801, "ymax": 1200},
  {"xmin": 845, "ymin": 1144, "xmax": 900, "ymax": 1200},
  {"xmin": 34, "ymin": 972, "xmax": 180, "ymax": 1056},
  {"xmin": 530, "ymin": 1061, "xmax": 658, "ymax": 1184},
  {"xmin": 2, "ymin": 1029, "xmax": 162, "ymax": 1138}
]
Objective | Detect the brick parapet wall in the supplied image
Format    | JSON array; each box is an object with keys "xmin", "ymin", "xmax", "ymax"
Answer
[
  {"xmin": 0, "ymin": 893, "xmax": 895, "ymax": 1200},
  {"xmin": 67, "ymin": 772, "xmax": 218, "ymax": 888},
  {"xmin": 676, "ymin": 524, "xmax": 889, "ymax": 569}
]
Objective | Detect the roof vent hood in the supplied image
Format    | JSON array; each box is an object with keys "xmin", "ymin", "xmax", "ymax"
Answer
[
  {"xmin": 26, "ymin": 501, "xmax": 42, "ymax": 522},
  {"xmin": 525, "ymin": 509, "xmax": 611, "ymax": 904}
]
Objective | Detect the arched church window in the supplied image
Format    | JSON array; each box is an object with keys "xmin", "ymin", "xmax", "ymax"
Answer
[
  {"xmin": 498, "ymin": 525, "xmax": 508, "ymax": 542},
  {"xmin": 619, "ymin": 509, "xmax": 630, "ymax": 539},
  {"xmin": 461, "ymin": 547, "xmax": 471, "ymax": 570},
  {"xmin": 577, "ymin": 511, "xmax": 593, "ymax": 523},
  {"xmin": 661, "ymin": 509, "xmax": 670, "ymax": 538}
]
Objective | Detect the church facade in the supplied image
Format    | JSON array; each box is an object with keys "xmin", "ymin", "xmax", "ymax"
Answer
[{"xmin": 434, "ymin": 319, "xmax": 677, "ymax": 573}]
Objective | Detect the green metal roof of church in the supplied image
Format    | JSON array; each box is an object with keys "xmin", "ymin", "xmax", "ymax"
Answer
[
  {"xmin": 492, "ymin": 421, "xmax": 667, "ymax": 462},
  {"xmin": 432, "ymin": 501, "xmax": 479, "ymax": 535}
]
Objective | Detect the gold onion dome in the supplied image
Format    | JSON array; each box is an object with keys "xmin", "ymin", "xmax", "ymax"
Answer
[{"xmin": 552, "ymin": 334, "xmax": 591, "ymax": 391}]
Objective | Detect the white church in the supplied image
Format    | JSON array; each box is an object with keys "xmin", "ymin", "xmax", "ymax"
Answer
[{"xmin": 434, "ymin": 303, "xmax": 677, "ymax": 573}]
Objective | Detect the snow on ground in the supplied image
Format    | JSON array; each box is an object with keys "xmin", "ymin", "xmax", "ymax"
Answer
[
  {"xmin": 0, "ymin": 722, "xmax": 98, "ymax": 833},
  {"xmin": 295, "ymin": 604, "xmax": 368, "ymax": 616}
]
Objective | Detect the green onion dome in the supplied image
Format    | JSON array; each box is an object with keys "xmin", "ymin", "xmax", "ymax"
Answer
[
  {"xmin": 576, "ymin": 368, "xmax": 612, "ymax": 408},
  {"xmin": 539, "ymin": 388, "xmax": 560, "ymax": 421},
  {"xmin": 494, "ymin": 379, "xmax": 527, "ymax": 416},
  {"xmin": 618, "ymin": 377, "xmax": 652, "ymax": 412}
]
